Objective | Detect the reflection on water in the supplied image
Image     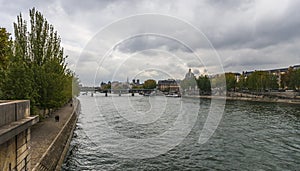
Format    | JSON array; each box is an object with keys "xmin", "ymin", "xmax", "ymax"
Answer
[{"xmin": 62, "ymin": 94, "xmax": 300, "ymax": 170}]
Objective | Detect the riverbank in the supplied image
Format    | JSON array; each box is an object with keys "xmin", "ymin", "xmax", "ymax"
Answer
[
  {"xmin": 184, "ymin": 92, "xmax": 300, "ymax": 105},
  {"xmin": 30, "ymin": 99, "xmax": 79, "ymax": 170}
]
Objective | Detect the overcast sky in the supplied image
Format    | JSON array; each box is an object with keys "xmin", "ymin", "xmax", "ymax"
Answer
[{"xmin": 1, "ymin": 0, "xmax": 300, "ymax": 86}]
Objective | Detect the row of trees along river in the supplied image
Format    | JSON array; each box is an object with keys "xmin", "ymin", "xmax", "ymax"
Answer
[
  {"xmin": 179, "ymin": 69, "xmax": 300, "ymax": 95},
  {"xmin": 224, "ymin": 70, "xmax": 300, "ymax": 92},
  {"xmin": 0, "ymin": 8, "xmax": 79, "ymax": 115}
]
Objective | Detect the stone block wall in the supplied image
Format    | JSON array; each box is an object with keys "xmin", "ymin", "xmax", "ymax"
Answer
[
  {"xmin": 0, "ymin": 138, "xmax": 16, "ymax": 170},
  {"xmin": 0, "ymin": 100, "xmax": 37, "ymax": 171},
  {"xmin": 0, "ymin": 100, "xmax": 30, "ymax": 127}
]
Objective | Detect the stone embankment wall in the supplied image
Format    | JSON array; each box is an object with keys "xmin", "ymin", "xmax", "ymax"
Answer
[
  {"xmin": 227, "ymin": 91, "xmax": 300, "ymax": 99},
  {"xmin": 185, "ymin": 91, "xmax": 300, "ymax": 104},
  {"xmin": 226, "ymin": 92, "xmax": 300, "ymax": 104},
  {"xmin": 0, "ymin": 100, "xmax": 38, "ymax": 171},
  {"xmin": 32, "ymin": 99, "xmax": 80, "ymax": 171}
]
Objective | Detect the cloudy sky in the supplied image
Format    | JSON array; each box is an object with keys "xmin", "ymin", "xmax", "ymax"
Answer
[{"xmin": 1, "ymin": 0, "xmax": 300, "ymax": 86}]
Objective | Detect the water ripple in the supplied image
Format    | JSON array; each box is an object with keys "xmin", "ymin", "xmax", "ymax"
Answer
[{"xmin": 62, "ymin": 95, "xmax": 300, "ymax": 170}]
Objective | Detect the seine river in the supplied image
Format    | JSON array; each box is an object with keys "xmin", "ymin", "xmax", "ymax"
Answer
[{"xmin": 62, "ymin": 94, "xmax": 300, "ymax": 170}]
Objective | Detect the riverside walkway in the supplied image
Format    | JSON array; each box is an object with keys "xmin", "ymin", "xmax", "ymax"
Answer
[{"xmin": 30, "ymin": 102, "xmax": 74, "ymax": 169}]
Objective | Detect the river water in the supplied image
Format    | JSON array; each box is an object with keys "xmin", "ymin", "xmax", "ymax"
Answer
[{"xmin": 62, "ymin": 94, "xmax": 300, "ymax": 170}]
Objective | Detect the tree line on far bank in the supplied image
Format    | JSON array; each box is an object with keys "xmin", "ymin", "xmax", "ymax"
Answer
[
  {"xmin": 225, "ymin": 69, "xmax": 300, "ymax": 92},
  {"xmin": 0, "ymin": 8, "xmax": 79, "ymax": 115},
  {"xmin": 182, "ymin": 68, "xmax": 300, "ymax": 94}
]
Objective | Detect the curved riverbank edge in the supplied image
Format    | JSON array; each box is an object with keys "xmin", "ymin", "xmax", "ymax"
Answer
[
  {"xmin": 183, "ymin": 95, "xmax": 300, "ymax": 104},
  {"xmin": 32, "ymin": 99, "xmax": 80, "ymax": 171}
]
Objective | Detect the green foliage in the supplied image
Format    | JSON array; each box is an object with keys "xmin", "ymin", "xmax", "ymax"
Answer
[
  {"xmin": 269, "ymin": 74, "xmax": 279, "ymax": 90},
  {"xmin": 181, "ymin": 76, "xmax": 197, "ymax": 90},
  {"xmin": 0, "ymin": 28, "xmax": 12, "ymax": 69},
  {"xmin": 2, "ymin": 61, "xmax": 36, "ymax": 100},
  {"xmin": 280, "ymin": 67, "xmax": 293, "ymax": 89},
  {"xmin": 237, "ymin": 74, "xmax": 247, "ymax": 90},
  {"xmin": 246, "ymin": 71, "xmax": 278, "ymax": 92},
  {"xmin": 143, "ymin": 79, "xmax": 157, "ymax": 89},
  {"xmin": 286, "ymin": 68, "xmax": 300, "ymax": 90},
  {"xmin": 132, "ymin": 84, "xmax": 143, "ymax": 90},
  {"xmin": 225, "ymin": 73, "xmax": 237, "ymax": 91},
  {"xmin": 197, "ymin": 75, "xmax": 211, "ymax": 93},
  {"xmin": 0, "ymin": 28, "xmax": 12, "ymax": 97},
  {"xmin": 281, "ymin": 67, "xmax": 300, "ymax": 90},
  {"xmin": 101, "ymin": 84, "xmax": 111, "ymax": 90},
  {"xmin": 0, "ymin": 8, "xmax": 79, "ymax": 115},
  {"xmin": 72, "ymin": 74, "xmax": 80, "ymax": 96}
]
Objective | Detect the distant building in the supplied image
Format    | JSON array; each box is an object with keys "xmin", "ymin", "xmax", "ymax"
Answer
[
  {"xmin": 242, "ymin": 71, "xmax": 253, "ymax": 79},
  {"xmin": 100, "ymin": 82, "xmax": 108, "ymax": 87},
  {"xmin": 111, "ymin": 81, "xmax": 130, "ymax": 93},
  {"xmin": 294, "ymin": 64, "xmax": 300, "ymax": 70},
  {"xmin": 182, "ymin": 68, "xmax": 197, "ymax": 91},
  {"xmin": 185, "ymin": 68, "xmax": 195, "ymax": 79},
  {"xmin": 132, "ymin": 79, "xmax": 141, "ymax": 86},
  {"xmin": 157, "ymin": 79, "xmax": 180, "ymax": 93},
  {"xmin": 233, "ymin": 72, "xmax": 241, "ymax": 82}
]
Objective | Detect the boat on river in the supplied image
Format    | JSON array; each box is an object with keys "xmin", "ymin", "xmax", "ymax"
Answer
[{"xmin": 165, "ymin": 93, "xmax": 181, "ymax": 98}]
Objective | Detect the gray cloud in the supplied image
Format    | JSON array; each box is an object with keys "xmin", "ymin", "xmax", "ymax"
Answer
[
  {"xmin": 1, "ymin": 0, "xmax": 299, "ymax": 85},
  {"xmin": 200, "ymin": 0, "xmax": 300, "ymax": 50},
  {"xmin": 116, "ymin": 35, "xmax": 192, "ymax": 53}
]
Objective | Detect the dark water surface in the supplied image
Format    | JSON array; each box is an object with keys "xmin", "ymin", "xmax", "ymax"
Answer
[{"xmin": 62, "ymin": 94, "xmax": 300, "ymax": 170}]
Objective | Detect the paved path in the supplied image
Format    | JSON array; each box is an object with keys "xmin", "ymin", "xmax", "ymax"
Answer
[{"xmin": 30, "ymin": 102, "xmax": 74, "ymax": 169}]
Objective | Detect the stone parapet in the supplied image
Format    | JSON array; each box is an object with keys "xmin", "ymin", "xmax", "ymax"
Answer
[{"xmin": 0, "ymin": 100, "xmax": 38, "ymax": 171}]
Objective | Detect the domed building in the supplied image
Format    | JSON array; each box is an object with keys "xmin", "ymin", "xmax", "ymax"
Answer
[
  {"xmin": 185, "ymin": 68, "xmax": 195, "ymax": 79},
  {"xmin": 181, "ymin": 69, "xmax": 198, "ymax": 95}
]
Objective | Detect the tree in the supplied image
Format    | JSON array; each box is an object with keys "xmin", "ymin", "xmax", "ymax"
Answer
[
  {"xmin": 101, "ymin": 83, "xmax": 111, "ymax": 91},
  {"xmin": 290, "ymin": 68, "xmax": 300, "ymax": 91},
  {"xmin": 2, "ymin": 14, "xmax": 39, "ymax": 107},
  {"xmin": 143, "ymin": 79, "xmax": 156, "ymax": 89},
  {"xmin": 237, "ymin": 74, "xmax": 247, "ymax": 91},
  {"xmin": 247, "ymin": 71, "xmax": 263, "ymax": 91},
  {"xmin": 267, "ymin": 74, "xmax": 279, "ymax": 90},
  {"xmin": 0, "ymin": 28, "xmax": 12, "ymax": 97},
  {"xmin": 132, "ymin": 84, "xmax": 143, "ymax": 90},
  {"xmin": 197, "ymin": 75, "xmax": 211, "ymax": 94},
  {"xmin": 225, "ymin": 73, "xmax": 237, "ymax": 91},
  {"xmin": 2, "ymin": 8, "xmax": 79, "ymax": 115},
  {"xmin": 26, "ymin": 8, "xmax": 70, "ymax": 110},
  {"xmin": 0, "ymin": 28, "xmax": 12, "ymax": 69},
  {"xmin": 2, "ymin": 61, "xmax": 36, "ymax": 101},
  {"xmin": 281, "ymin": 67, "xmax": 294, "ymax": 89},
  {"xmin": 246, "ymin": 71, "xmax": 278, "ymax": 92}
]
